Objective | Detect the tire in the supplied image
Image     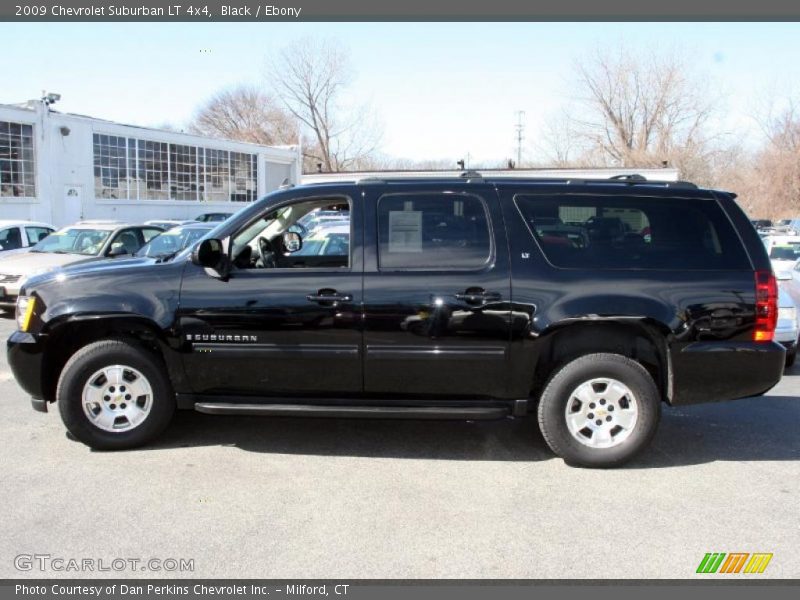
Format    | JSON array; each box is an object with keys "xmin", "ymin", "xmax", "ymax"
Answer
[
  {"xmin": 785, "ymin": 347, "xmax": 796, "ymax": 368},
  {"xmin": 57, "ymin": 339, "xmax": 175, "ymax": 450},
  {"xmin": 537, "ymin": 353, "xmax": 661, "ymax": 468}
]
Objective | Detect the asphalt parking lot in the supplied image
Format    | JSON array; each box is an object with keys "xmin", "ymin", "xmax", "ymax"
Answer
[{"xmin": 0, "ymin": 315, "xmax": 798, "ymax": 580}]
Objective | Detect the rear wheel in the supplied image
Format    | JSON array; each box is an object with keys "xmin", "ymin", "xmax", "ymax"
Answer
[
  {"xmin": 57, "ymin": 339, "xmax": 174, "ymax": 450},
  {"xmin": 537, "ymin": 353, "xmax": 661, "ymax": 468}
]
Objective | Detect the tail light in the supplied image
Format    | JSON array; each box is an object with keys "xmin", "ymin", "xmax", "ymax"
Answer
[{"xmin": 754, "ymin": 270, "xmax": 778, "ymax": 342}]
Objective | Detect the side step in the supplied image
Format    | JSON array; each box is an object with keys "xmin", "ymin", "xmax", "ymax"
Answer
[{"xmin": 194, "ymin": 402, "xmax": 510, "ymax": 420}]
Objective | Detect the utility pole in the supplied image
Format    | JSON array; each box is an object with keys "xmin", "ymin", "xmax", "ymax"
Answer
[{"xmin": 515, "ymin": 110, "xmax": 525, "ymax": 168}]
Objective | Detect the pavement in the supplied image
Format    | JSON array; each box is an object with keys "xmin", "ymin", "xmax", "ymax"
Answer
[{"xmin": 0, "ymin": 315, "xmax": 797, "ymax": 579}]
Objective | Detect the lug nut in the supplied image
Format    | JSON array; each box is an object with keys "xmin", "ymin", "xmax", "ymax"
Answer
[
  {"xmin": 589, "ymin": 403, "xmax": 596, "ymax": 409},
  {"xmin": 600, "ymin": 399, "xmax": 606, "ymax": 405},
  {"xmin": 595, "ymin": 419, "xmax": 602, "ymax": 426},
  {"xmin": 588, "ymin": 413, "xmax": 594, "ymax": 419},
  {"xmin": 608, "ymin": 406, "xmax": 614, "ymax": 411},
  {"xmin": 110, "ymin": 404, "xmax": 116, "ymax": 409},
  {"xmin": 606, "ymin": 416, "xmax": 612, "ymax": 422}
]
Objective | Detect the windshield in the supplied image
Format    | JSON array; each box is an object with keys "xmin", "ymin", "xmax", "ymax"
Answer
[
  {"xmin": 136, "ymin": 227, "xmax": 213, "ymax": 258},
  {"xmin": 31, "ymin": 227, "xmax": 112, "ymax": 255},
  {"xmin": 770, "ymin": 244, "xmax": 800, "ymax": 261}
]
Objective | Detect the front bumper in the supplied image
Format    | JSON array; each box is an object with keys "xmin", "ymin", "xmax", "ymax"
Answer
[
  {"xmin": 7, "ymin": 330, "xmax": 46, "ymax": 401},
  {"xmin": 669, "ymin": 340, "xmax": 786, "ymax": 405}
]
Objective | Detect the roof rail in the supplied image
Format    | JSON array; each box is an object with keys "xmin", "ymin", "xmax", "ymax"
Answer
[
  {"xmin": 278, "ymin": 178, "xmax": 294, "ymax": 190},
  {"xmin": 459, "ymin": 170, "xmax": 483, "ymax": 181},
  {"xmin": 609, "ymin": 173, "xmax": 648, "ymax": 182},
  {"xmin": 607, "ymin": 173, "xmax": 698, "ymax": 189}
]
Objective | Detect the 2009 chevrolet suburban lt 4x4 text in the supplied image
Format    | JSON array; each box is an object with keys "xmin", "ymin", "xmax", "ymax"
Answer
[{"xmin": 6, "ymin": 174, "xmax": 785, "ymax": 467}]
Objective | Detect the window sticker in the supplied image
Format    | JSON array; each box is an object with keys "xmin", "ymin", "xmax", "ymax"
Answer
[{"xmin": 388, "ymin": 210, "xmax": 422, "ymax": 253}]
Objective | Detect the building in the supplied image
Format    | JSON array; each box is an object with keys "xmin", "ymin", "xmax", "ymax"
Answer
[
  {"xmin": 0, "ymin": 98, "xmax": 302, "ymax": 227},
  {"xmin": 302, "ymin": 166, "xmax": 680, "ymax": 184}
]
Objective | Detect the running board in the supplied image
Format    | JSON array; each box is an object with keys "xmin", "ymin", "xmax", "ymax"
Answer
[{"xmin": 193, "ymin": 402, "xmax": 510, "ymax": 420}]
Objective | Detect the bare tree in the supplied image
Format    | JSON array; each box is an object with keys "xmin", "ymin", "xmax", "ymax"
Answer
[
  {"xmin": 189, "ymin": 85, "xmax": 298, "ymax": 146},
  {"xmin": 543, "ymin": 44, "xmax": 721, "ymax": 182},
  {"xmin": 267, "ymin": 37, "xmax": 381, "ymax": 172},
  {"xmin": 747, "ymin": 99, "xmax": 800, "ymax": 218}
]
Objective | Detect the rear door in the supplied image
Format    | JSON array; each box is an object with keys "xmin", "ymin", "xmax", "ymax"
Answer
[{"xmin": 361, "ymin": 182, "xmax": 512, "ymax": 399}]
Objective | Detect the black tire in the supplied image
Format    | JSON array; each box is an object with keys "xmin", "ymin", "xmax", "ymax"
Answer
[
  {"xmin": 57, "ymin": 339, "xmax": 175, "ymax": 450},
  {"xmin": 785, "ymin": 347, "xmax": 796, "ymax": 368},
  {"xmin": 537, "ymin": 353, "xmax": 661, "ymax": 468}
]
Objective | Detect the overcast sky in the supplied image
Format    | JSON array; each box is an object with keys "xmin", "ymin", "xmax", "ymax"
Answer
[{"xmin": 2, "ymin": 22, "xmax": 799, "ymax": 165}]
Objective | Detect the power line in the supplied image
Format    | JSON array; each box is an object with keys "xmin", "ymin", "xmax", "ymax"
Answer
[{"xmin": 515, "ymin": 110, "xmax": 525, "ymax": 167}]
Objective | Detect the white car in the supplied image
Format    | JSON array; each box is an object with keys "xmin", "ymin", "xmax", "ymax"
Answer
[
  {"xmin": 776, "ymin": 284, "xmax": 800, "ymax": 367},
  {"xmin": 762, "ymin": 235, "xmax": 800, "ymax": 279},
  {"xmin": 0, "ymin": 221, "xmax": 163, "ymax": 309},
  {"xmin": 0, "ymin": 220, "xmax": 55, "ymax": 256}
]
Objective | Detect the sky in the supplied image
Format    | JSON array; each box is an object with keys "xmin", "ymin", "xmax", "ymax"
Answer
[{"xmin": 1, "ymin": 22, "xmax": 799, "ymax": 165}]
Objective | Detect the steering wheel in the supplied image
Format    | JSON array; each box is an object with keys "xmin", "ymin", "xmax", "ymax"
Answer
[{"xmin": 257, "ymin": 236, "xmax": 277, "ymax": 268}]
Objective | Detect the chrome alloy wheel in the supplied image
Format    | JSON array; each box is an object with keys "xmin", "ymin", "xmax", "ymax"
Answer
[
  {"xmin": 81, "ymin": 365, "xmax": 153, "ymax": 432},
  {"xmin": 564, "ymin": 378, "xmax": 639, "ymax": 449}
]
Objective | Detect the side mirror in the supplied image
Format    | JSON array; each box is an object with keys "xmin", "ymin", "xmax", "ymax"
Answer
[
  {"xmin": 192, "ymin": 238, "xmax": 230, "ymax": 279},
  {"xmin": 283, "ymin": 231, "xmax": 303, "ymax": 253}
]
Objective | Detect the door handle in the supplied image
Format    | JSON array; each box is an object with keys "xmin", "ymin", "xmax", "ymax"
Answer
[
  {"xmin": 455, "ymin": 289, "xmax": 502, "ymax": 304},
  {"xmin": 306, "ymin": 290, "xmax": 353, "ymax": 305}
]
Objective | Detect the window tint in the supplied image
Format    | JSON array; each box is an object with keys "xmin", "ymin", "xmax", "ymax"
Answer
[
  {"xmin": 515, "ymin": 194, "xmax": 750, "ymax": 270},
  {"xmin": 378, "ymin": 193, "xmax": 492, "ymax": 270},
  {"xmin": 0, "ymin": 227, "xmax": 23, "ymax": 250},
  {"xmin": 25, "ymin": 226, "xmax": 52, "ymax": 245},
  {"xmin": 141, "ymin": 228, "xmax": 162, "ymax": 243}
]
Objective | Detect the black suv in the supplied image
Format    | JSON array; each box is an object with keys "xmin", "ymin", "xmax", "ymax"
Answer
[{"xmin": 6, "ymin": 175, "xmax": 785, "ymax": 467}]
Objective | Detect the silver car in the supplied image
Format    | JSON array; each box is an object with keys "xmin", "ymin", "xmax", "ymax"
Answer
[{"xmin": 0, "ymin": 221, "xmax": 163, "ymax": 309}]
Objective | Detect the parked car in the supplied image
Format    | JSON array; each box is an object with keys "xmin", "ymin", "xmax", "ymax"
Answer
[
  {"xmin": 135, "ymin": 223, "xmax": 215, "ymax": 259},
  {"xmin": 144, "ymin": 219, "xmax": 192, "ymax": 230},
  {"xmin": 775, "ymin": 281, "xmax": 800, "ymax": 366},
  {"xmin": 0, "ymin": 221, "xmax": 55, "ymax": 256},
  {"xmin": 761, "ymin": 235, "xmax": 800, "ymax": 279},
  {"xmin": 7, "ymin": 175, "xmax": 785, "ymax": 468},
  {"xmin": 195, "ymin": 212, "xmax": 232, "ymax": 223},
  {"xmin": 0, "ymin": 221, "xmax": 163, "ymax": 309},
  {"xmin": 751, "ymin": 218, "xmax": 774, "ymax": 233}
]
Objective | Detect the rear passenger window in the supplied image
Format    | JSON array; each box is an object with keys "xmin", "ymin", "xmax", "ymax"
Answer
[
  {"xmin": 515, "ymin": 194, "xmax": 750, "ymax": 270},
  {"xmin": 377, "ymin": 193, "xmax": 492, "ymax": 270}
]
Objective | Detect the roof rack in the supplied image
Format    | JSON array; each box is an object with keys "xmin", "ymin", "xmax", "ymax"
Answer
[{"xmin": 606, "ymin": 173, "xmax": 698, "ymax": 189}]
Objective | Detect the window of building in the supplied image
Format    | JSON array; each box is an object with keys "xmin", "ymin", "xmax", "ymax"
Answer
[
  {"xmin": 0, "ymin": 121, "xmax": 36, "ymax": 198},
  {"xmin": 93, "ymin": 134, "xmax": 258, "ymax": 203},
  {"xmin": 514, "ymin": 194, "xmax": 750, "ymax": 270},
  {"xmin": 377, "ymin": 193, "xmax": 492, "ymax": 270}
]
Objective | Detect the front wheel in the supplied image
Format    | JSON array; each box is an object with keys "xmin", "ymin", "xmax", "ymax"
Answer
[
  {"xmin": 57, "ymin": 339, "xmax": 175, "ymax": 450},
  {"xmin": 537, "ymin": 353, "xmax": 661, "ymax": 468}
]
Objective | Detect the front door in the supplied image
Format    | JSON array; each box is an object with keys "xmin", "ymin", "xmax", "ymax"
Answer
[
  {"xmin": 361, "ymin": 184, "xmax": 512, "ymax": 399},
  {"xmin": 178, "ymin": 191, "xmax": 362, "ymax": 397}
]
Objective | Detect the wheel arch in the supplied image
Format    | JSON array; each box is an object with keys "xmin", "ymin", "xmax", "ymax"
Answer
[
  {"xmin": 529, "ymin": 318, "xmax": 672, "ymax": 405},
  {"xmin": 40, "ymin": 314, "xmax": 182, "ymax": 404}
]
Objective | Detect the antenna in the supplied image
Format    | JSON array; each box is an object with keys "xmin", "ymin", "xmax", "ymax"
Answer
[{"xmin": 515, "ymin": 110, "xmax": 525, "ymax": 167}]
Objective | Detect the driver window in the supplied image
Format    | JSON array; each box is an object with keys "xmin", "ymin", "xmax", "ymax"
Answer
[{"xmin": 230, "ymin": 197, "xmax": 351, "ymax": 270}]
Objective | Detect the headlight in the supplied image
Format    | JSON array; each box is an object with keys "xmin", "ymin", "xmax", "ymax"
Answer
[
  {"xmin": 779, "ymin": 306, "xmax": 797, "ymax": 323},
  {"xmin": 16, "ymin": 296, "xmax": 36, "ymax": 332}
]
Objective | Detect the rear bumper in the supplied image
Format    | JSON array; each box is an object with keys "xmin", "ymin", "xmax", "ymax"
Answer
[
  {"xmin": 669, "ymin": 341, "xmax": 785, "ymax": 405},
  {"xmin": 6, "ymin": 330, "xmax": 46, "ymax": 400}
]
